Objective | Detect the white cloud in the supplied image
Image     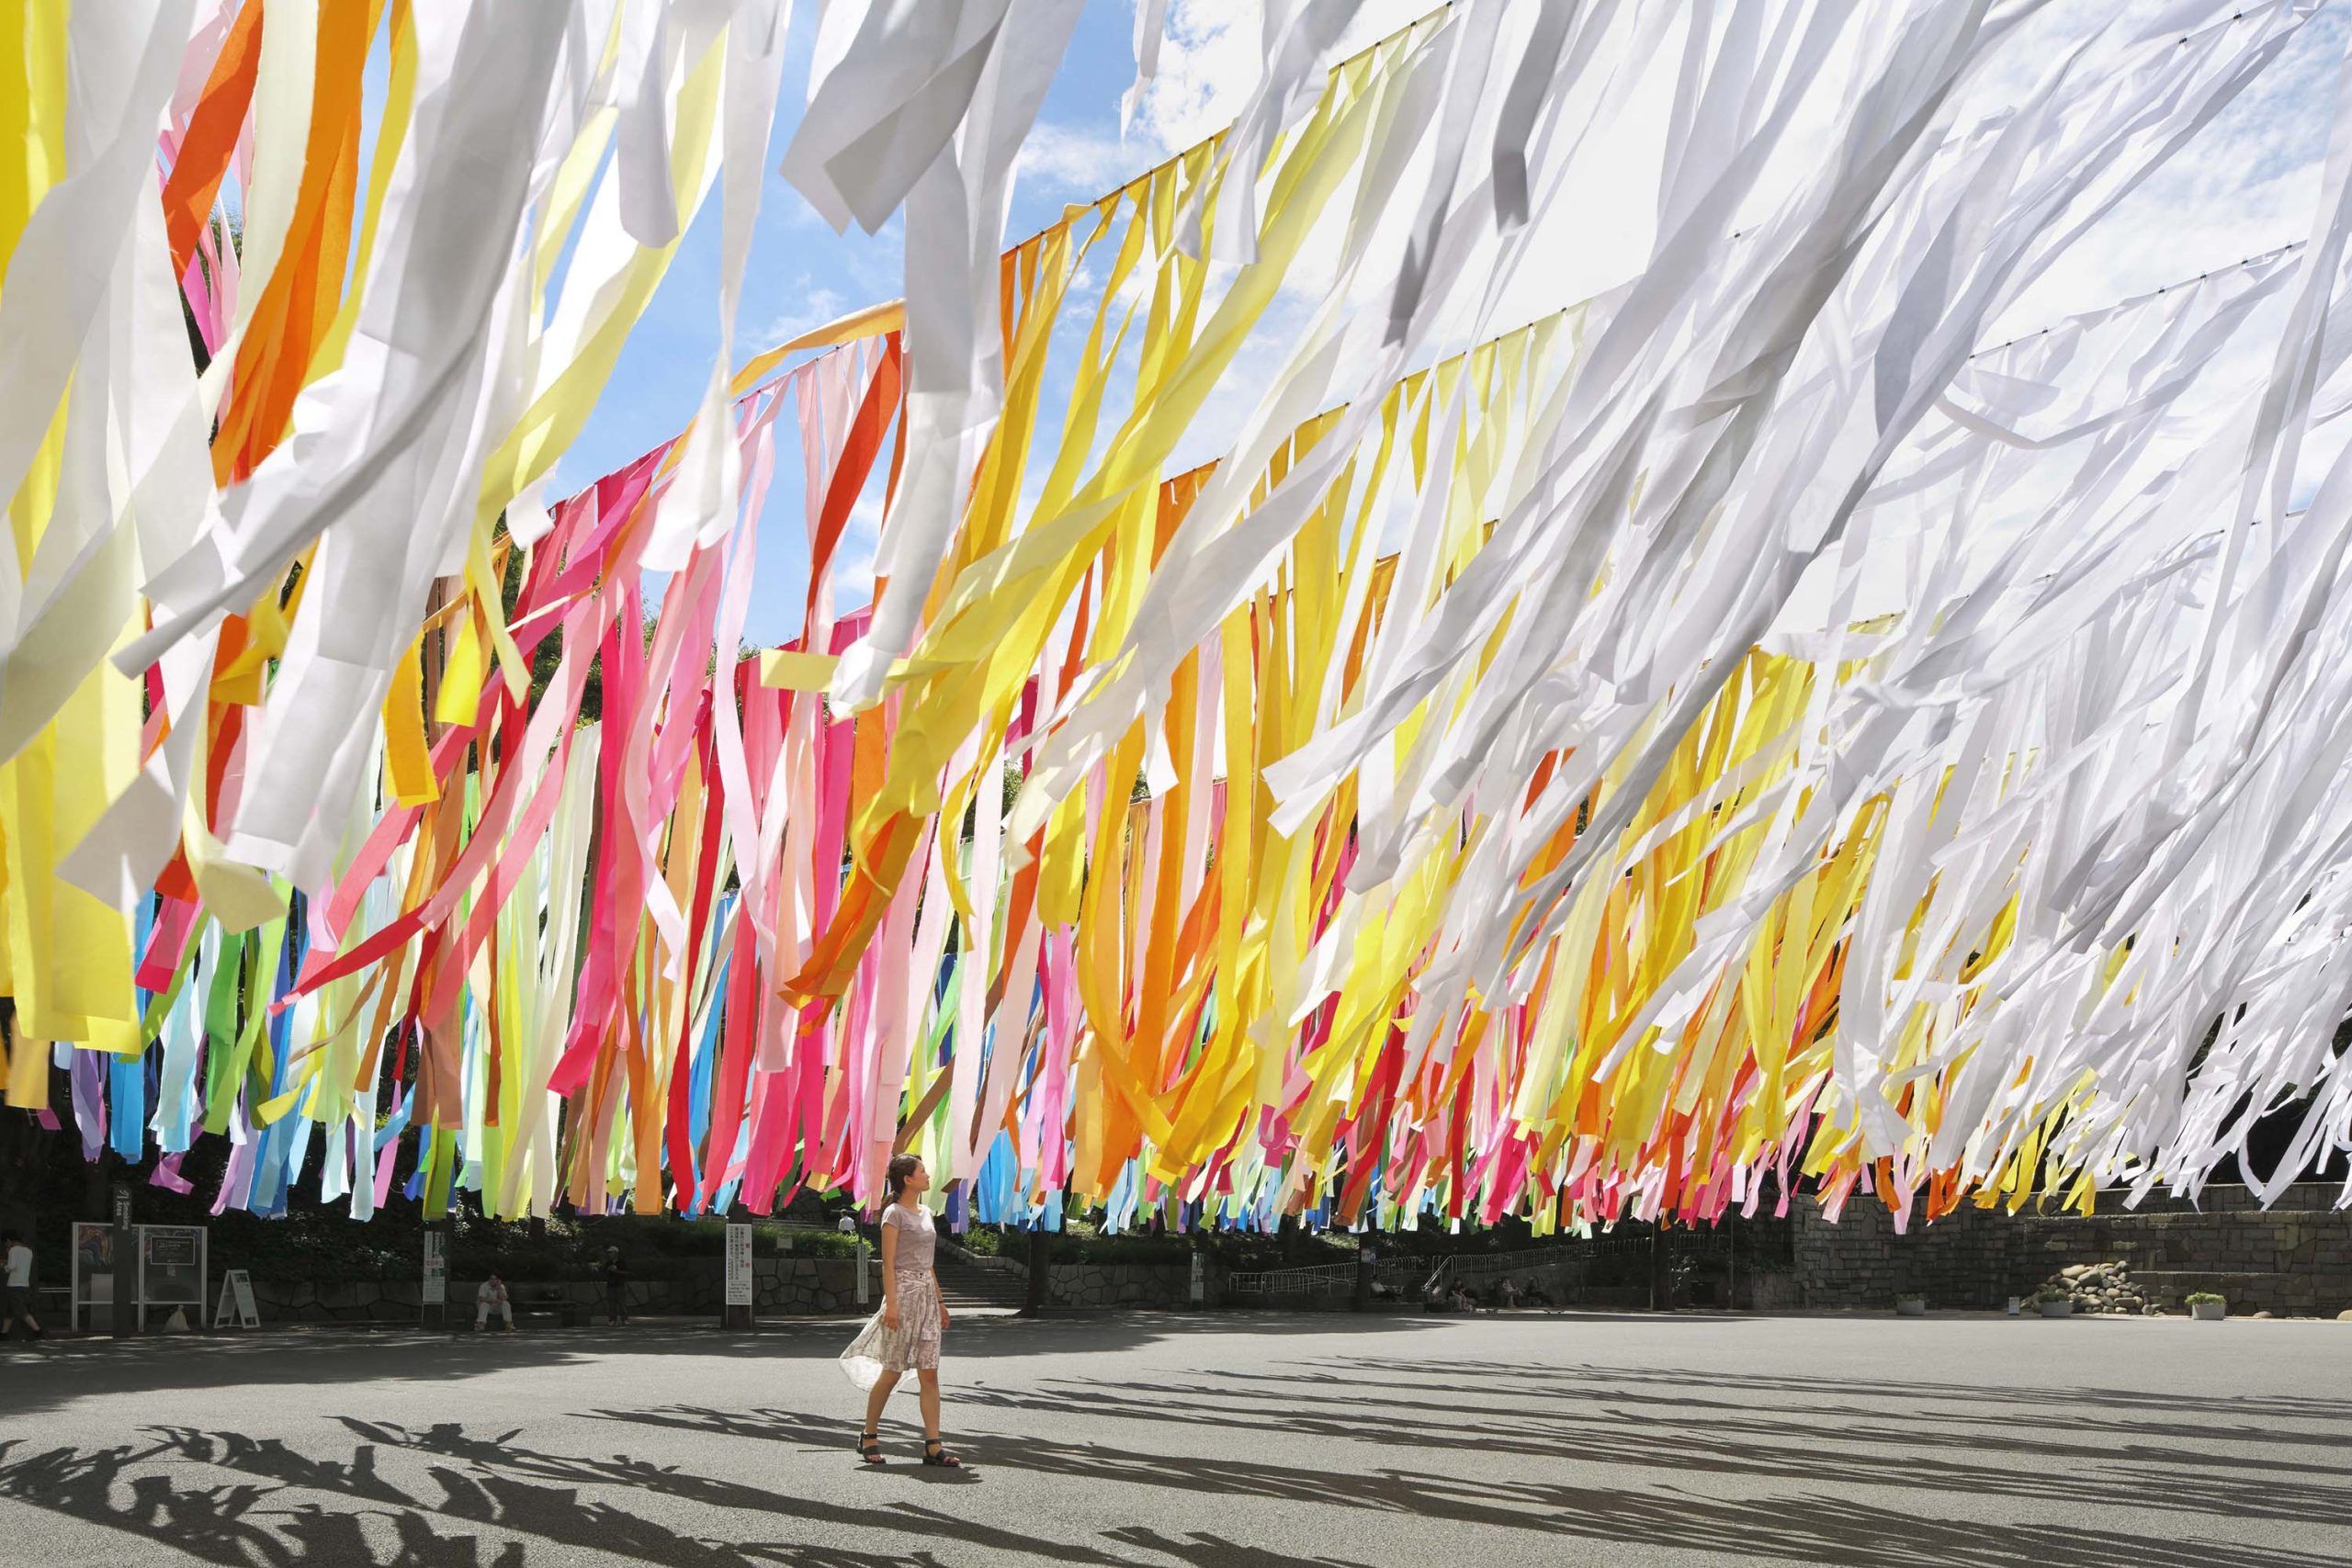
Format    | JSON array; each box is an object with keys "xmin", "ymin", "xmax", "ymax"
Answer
[
  {"xmin": 762, "ymin": 279, "xmax": 848, "ymax": 345},
  {"xmin": 831, "ymin": 494, "xmax": 885, "ymax": 612},
  {"xmin": 1125, "ymin": 0, "xmax": 1431, "ymax": 160},
  {"xmin": 1995, "ymin": 5, "xmax": 2346, "ymax": 334},
  {"xmin": 1015, "ymin": 121, "xmax": 1143, "ymax": 197},
  {"xmin": 1125, "ymin": 0, "xmax": 1263, "ymax": 155}
]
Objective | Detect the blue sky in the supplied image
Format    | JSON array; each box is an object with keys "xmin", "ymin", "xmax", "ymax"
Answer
[
  {"xmin": 560, "ymin": 0, "xmax": 1328, "ymax": 644},
  {"xmin": 566, "ymin": 3, "xmax": 1230, "ymax": 489},
  {"xmin": 549, "ymin": 0, "xmax": 2352, "ymax": 647}
]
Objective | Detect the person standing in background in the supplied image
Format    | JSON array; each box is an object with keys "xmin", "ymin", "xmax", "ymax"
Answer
[
  {"xmin": 4, "ymin": 1232, "xmax": 43, "ymax": 1340},
  {"xmin": 602, "ymin": 1247, "xmax": 631, "ymax": 1325}
]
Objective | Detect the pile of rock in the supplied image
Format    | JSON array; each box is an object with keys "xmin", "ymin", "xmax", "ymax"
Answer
[{"xmin": 2041, "ymin": 1261, "xmax": 2151, "ymax": 1314}]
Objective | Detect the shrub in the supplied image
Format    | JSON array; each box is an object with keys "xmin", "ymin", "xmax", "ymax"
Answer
[
  {"xmin": 2184, "ymin": 1291, "xmax": 2225, "ymax": 1306},
  {"xmin": 767, "ymin": 1227, "xmax": 864, "ymax": 1258},
  {"xmin": 1048, "ymin": 1232, "xmax": 1192, "ymax": 1266},
  {"xmin": 2036, "ymin": 1286, "xmax": 2072, "ymax": 1303}
]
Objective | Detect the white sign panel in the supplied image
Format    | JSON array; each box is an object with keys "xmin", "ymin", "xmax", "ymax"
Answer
[
  {"xmin": 70, "ymin": 1222, "xmax": 117, "ymax": 1331},
  {"xmin": 725, "ymin": 1224, "xmax": 754, "ymax": 1307},
  {"xmin": 422, "ymin": 1230, "xmax": 447, "ymax": 1305},
  {"xmin": 138, "ymin": 1225, "xmax": 207, "ymax": 1331},
  {"xmin": 216, "ymin": 1269, "xmax": 259, "ymax": 1328}
]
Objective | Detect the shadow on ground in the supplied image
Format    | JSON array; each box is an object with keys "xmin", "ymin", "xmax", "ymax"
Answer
[
  {"xmin": 0, "ymin": 1310, "xmax": 1487, "ymax": 1422},
  {"xmin": 1, "ymin": 1318, "xmax": 2347, "ymax": 1566}
]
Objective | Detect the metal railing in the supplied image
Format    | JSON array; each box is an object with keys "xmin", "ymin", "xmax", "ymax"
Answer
[
  {"xmin": 1229, "ymin": 1243, "xmax": 1625, "ymax": 1303},
  {"xmin": 1415, "ymin": 1241, "xmax": 1639, "ymax": 1288},
  {"xmin": 1224, "ymin": 1260, "xmax": 1360, "ymax": 1299}
]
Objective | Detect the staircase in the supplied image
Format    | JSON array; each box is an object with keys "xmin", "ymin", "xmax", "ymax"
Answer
[{"xmin": 934, "ymin": 1257, "xmax": 1029, "ymax": 1314}]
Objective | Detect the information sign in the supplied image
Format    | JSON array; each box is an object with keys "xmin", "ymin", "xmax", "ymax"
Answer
[
  {"xmin": 725, "ymin": 1224, "xmax": 754, "ymax": 1307},
  {"xmin": 137, "ymin": 1225, "xmax": 208, "ymax": 1330},
  {"xmin": 215, "ymin": 1269, "xmax": 259, "ymax": 1328}
]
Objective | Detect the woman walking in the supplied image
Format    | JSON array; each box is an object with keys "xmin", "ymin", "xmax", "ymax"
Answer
[{"xmin": 839, "ymin": 1155, "xmax": 961, "ymax": 1468}]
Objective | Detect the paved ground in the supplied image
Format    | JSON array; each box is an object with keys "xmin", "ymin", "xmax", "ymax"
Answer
[{"xmin": 0, "ymin": 1308, "xmax": 2346, "ymax": 1566}]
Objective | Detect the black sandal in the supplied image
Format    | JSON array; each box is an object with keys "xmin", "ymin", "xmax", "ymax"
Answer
[
  {"xmin": 922, "ymin": 1438, "xmax": 963, "ymax": 1469},
  {"xmin": 856, "ymin": 1430, "xmax": 885, "ymax": 1465}
]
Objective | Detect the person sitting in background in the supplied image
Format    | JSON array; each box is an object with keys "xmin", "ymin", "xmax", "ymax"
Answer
[
  {"xmin": 1450, "ymin": 1281, "xmax": 1480, "ymax": 1314},
  {"xmin": 1497, "ymin": 1276, "xmax": 1521, "ymax": 1310},
  {"xmin": 475, "ymin": 1273, "xmax": 514, "ymax": 1332},
  {"xmin": 1521, "ymin": 1275, "xmax": 1553, "ymax": 1309}
]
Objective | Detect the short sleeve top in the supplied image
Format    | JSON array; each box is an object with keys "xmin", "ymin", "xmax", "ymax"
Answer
[{"xmin": 882, "ymin": 1202, "xmax": 935, "ymax": 1275}]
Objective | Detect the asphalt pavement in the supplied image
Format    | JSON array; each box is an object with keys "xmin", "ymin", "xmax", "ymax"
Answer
[{"xmin": 0, "ymin": 1307, "xmax": 2346, "ymax": 1566}]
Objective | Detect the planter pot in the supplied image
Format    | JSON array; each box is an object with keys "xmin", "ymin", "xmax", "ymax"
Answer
[
  {"xmin": 1894, "ymin": 1298, "xmax": 1928, "ymax": 1317},
  {"xmin": 2039, "ymin": 1300, "xmax": 2074, "ymax": 1318},
  {"xmin": 2190, "ymin": 1301, "xmax": 2226, "ymax": 1322}
]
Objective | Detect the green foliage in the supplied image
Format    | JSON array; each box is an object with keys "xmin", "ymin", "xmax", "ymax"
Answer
[
  {"xmin": 2184, "ymin": 1291, "xmax": 2225, "ymax": 1306},
  {"xmin": 763, "ymin": 1226, "xmax": 866, "ymax": 1258},
  {"xmin": 2036, "ymin": 1285, "xmax": 2072, "ymax": 1303},
  {"xmin": 1047, "ymin": 1232, "xmax": 1192, "ymax": 1265},
  {"xmin": 232, "ymin": 1224, "xmax": 414, "ymax": 1284}
]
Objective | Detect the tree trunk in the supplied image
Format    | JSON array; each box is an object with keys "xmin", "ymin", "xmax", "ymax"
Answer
[{"xmin": 1650, "ymin": 1225, "xmax": 1672, "ymax": 1312}]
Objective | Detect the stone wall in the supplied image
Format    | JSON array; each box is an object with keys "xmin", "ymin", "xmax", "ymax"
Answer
[
  {"xmin": 1792, "ymin": 1181, "xmax": 2352, "ymax": 1314},
  {"xmin": 1045, "ymin": 1261, "xmax": 1193, "ymax": 1309},
  {"xmin": 749, "ymin": 1257, "xmax": 876, "ymax": 1315},
  {"xmin": 239, "ymin": 1258, "xmax": 881, "ymax": 1325}
]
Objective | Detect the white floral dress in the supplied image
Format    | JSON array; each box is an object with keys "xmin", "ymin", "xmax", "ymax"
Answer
[{"xmin": 839, "ymin": 1203, "xmax": 944, "ymax": 1392}]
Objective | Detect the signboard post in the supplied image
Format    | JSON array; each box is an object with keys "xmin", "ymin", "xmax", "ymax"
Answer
[
  {"xmin": 724, "ymin": 1224, "xmax": 754, "ymax": 1329},
  {"xmin": 842, "ymin": 1216, "xmax": 869, "ymax": 1306},
  {"xmin": 421, "ymin": 1228, "xmax": 447, "ymax": 1327},
  {"xmin": 136, "ymin": 1225, "xmax": 207, "ymax": 1332},
  {"xmin": 110, "ymin": 1182, "xmax": 134, "ymax": 1339},
  {"xmin": 214, "ymin": 1269, "xmax": 259, "ymax": 1328},
  {"xmin": 70, "ymin": 1222, "xmax": 115, "ymax": 1332},
  {"xmin": 74, "ymin": 1224, "xmax": 210, "ymax": 1331}
]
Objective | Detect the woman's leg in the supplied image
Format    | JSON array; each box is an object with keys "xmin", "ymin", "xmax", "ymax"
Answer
[
  {"xmin": 863, "ymin": 1371, "xmax": 899, "ymax": 1434},
  {"xmin": 916, "ymin": 1368, "xmax": 943, "ymax": 1438}
]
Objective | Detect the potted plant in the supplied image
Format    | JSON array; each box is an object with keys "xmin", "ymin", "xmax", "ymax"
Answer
[
  {"xmin": 2037, "ymin": 1286, "xmax": 2074, "ymax": 1318},
  {"xmin": 2186, "ymin": 1291, "xmax": 2226, "ymax": 1322},
  {"xmin": 1894, "ymin": 1292, "xmax": 1928, "ymax": 1317}
]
